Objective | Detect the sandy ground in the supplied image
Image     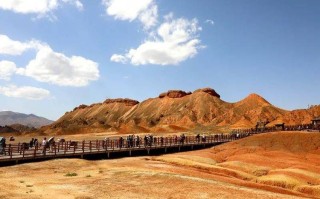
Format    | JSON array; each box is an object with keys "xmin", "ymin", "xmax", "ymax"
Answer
[
  {"xmin": 0, "ymin": 158, "xmax": 304, "ymax": 199},
  {"xmin": 0, "ymin": 131, "xmax": 319, "ymax": 199}
]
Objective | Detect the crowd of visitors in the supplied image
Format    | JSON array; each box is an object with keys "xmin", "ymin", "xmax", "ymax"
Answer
[{"xmin": 1, "ymin": 122, "xmax": 319, "ymax": 157}]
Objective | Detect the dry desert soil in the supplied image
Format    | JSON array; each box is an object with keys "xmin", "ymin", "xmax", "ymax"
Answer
[{"xmin": 0, "ymin": 131, "xmax": 320, "ymax": 199}]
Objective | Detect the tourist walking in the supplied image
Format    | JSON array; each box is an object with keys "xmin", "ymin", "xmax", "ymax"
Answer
[
  {"xmin": 42, "ymin": 137, "xmax": 47, "ymax": 154},
  {"xmin": 0, "ymin": 137, "xmax": 6, "ymax": 155}
]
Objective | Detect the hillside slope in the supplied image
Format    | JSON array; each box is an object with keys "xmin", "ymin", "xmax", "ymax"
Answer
[
  {"xmin": 42, "ymin": 88, "xmax": 320, "ymax": 134},
  {"xmin": 0, "ymin": 111, "xmax": 53, "ymax": 128}
]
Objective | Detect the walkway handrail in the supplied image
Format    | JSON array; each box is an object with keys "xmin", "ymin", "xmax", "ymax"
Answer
[{"xmin": 0, "ymin": 125, "xmax": 319, "ymax": 163}]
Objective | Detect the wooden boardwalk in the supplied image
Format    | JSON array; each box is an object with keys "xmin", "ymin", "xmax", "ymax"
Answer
[{"xmin": 0, "ymin": 134, "xmax": 246, "ymax": 165}]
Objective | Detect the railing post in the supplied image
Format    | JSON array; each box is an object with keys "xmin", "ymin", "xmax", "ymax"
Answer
[
  {"xmin": 89, "ymin": 141, "xmax": 92, "ymax": 152},
  {"xmin": 82, "ymin": 141, "xmax": 85, "ymax": 153},
  {"xmin": 96, "ymin": 140, "xmax": 99, "ymax": 151},
  {"xmin": 34, "ymin": 145, "xmax": 37, "ymax": 158},
  {"xmin": 64, "ymin": 142, "xmax": 67, "ymax": 154},
  {"xmin": 9, "ymin": 144, "xmax": 12, "ymax": 159},
  {"xmin": 18, "ymin": 142, "xmax": 21, "ymax": 154}
]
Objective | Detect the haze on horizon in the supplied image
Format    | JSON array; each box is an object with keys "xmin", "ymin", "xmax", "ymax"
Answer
[{"xmin": 0, "ymin": 0, "xmax": 319, "ymax": 120}]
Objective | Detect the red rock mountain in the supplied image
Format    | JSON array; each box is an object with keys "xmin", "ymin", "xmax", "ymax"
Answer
[{"xmin": 41, "ymin": 88, "xmax": 320, "ymax": 134}]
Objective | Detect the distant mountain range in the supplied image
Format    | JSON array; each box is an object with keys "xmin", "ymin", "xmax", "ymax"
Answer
[
  {"xmin": 0, "ymin": 111, "xmax": 53, "ymax": 128},
  {"xmin": 41, "ymin": 87, "xmax": 320, "ymax": 135}
]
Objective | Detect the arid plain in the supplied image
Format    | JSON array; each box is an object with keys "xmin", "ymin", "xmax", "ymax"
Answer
[{"xmin": 1, "ymin": 131, "xmax": 320, "ymax": 199}]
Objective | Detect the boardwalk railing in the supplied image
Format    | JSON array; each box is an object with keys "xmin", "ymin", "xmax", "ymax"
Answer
[
  {"xmin": 0, "ymin": 134, "xmax": 247, "ymax": 163},
  {"xmin": 232, "ymin": 123, "xmax": 320, "ymax": 134},
  {"xmin": 0, "ymin": 125, "xmax": 318, "ymax": 164}
]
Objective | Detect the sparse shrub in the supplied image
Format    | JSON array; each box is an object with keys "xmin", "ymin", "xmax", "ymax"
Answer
[
  {"xmin": 253, "ymin": 169, "xmax": 269, "ymax": 177},
  {"xmin": 86, "ymin": 174, "xmax": 92, "ymax": 177},
  {"xmin": 26, "ymin": 185, "xmax": 33, "ymax": 187},
  {"xmin": 19, "ymin": 180, "xmax": 25, "ymax": 183},
  {"xmin": 65, "ymin": 172, "xmax": 78, "ymax": 177}
]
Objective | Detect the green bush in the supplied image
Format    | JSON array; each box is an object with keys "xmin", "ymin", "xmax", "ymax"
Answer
[{"xmin": 65, "ymin": 172, "xmax": 78, "ymax": 177}]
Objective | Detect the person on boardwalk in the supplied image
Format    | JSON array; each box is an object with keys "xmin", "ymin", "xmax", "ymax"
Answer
[
  {"xmin": 144, "ymin": 135, "xmax": 148, "ymax": 147},
  {"xmin": 0, "ymin": 137, "xmax": 6, "ymax": 155},
  {"xmin": 42, "ymin": 137, "xmax": 47, "ymax": 154},
  {"xmin": 34, "ymin": 138, "xmax": 39, "ymax": 148},
  {"xmin": 136, "ymin": 135, "xmax": 140, "ymax": 147},
  {"xmin": 202, "ymin": 134, "xmax": 206, "ymax": 142},
  {"xmin": 196, "ymin": 134, "xmax": 200, "ymax": 143},
  {"xmin": 29, "ymin": 138, "xmax": 34, "ymax": 148},
  {"xmin": 119, "ymin": 137, "xmax": 123, "ymax": 148}
]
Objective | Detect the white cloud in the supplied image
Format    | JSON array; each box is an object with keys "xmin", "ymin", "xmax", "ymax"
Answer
[
  {"xmin": 205, "ymin": 19, "xmax": 214, "ymax": 25},
  {"xmin": 0, "ymin": 85, "xmax": 50, "ymax": 100},
  {"xmin": 0, "ymin": 0, "xmax": 58, "ymax": 14},
  {"xmin": 62, "ymin": 0, "xmax": 83, "ymax": 11},
  {"xmin": 20, "ymin": 46, "xmax": 99, "ymax": 87},
  {"xmin": 110, "ymin": 54, "xmax": 127, "ymax": 64},
  {"xmin": 0, "ymin": 61, "xmax": 18, "ymax": 80},
  {"xmin": 138, "ymin": 4, "xmax": 157, "ymax": 29},
  {"xmin": 0, "ymin": 0, "xmax": 83, "ymax": 16},
  {"xmin": 103, "ymin": 0, "xmax": 157, "ymax": 29},
  {"xmin": 111, "ymin": 17, "xmax": 203, "ymax": 65},
  {"xmin": 0, "ymin": 34, "xmax": 42, "ymax": 56},
  {"xmin": 0, "ymin": 34, "xmax": 99, "ymax": 87}
]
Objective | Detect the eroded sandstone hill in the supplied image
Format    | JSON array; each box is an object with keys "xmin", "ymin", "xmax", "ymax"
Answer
[{"xmin": 41, "ymin": 88, "xmax": 320, "ymax": 134}]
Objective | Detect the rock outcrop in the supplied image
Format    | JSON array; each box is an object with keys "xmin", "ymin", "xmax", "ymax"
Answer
[
  {"xmin": 159, "ymin": 90, "xmax": 191, "ymax": 98},
  {"xmin": 103, "ymin": 98, "xmax": 139, "ymax": 106},
  {"xmin": 194, "ymin": 88, "xmax": 220, "ymax": 98}
]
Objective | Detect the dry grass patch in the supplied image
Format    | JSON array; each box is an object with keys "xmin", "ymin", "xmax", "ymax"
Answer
[
  {"xmin": 269, "ymin": 168, "xmax": 320, "ymax": 185},
  {"xmin": 155, "ymin": 156, "xmax": 254, "ymax": 181},
  {"xmin": 169, "ymin": 155, "xmax": 217, "ymax": 165},
  {"xmin": 217, "ymin": 161, "xmax": 270, "ymax": 177},
  {"xmin": 65, "ymin": 172, "xmax": 78, "ymax": 177},
  {"xmin": 257, "ymin": 174, "xmax": 302, "ymax": 189},
  {"xmin": 296, "ymin": 185, "xmax": 320, "ymax": 197}
]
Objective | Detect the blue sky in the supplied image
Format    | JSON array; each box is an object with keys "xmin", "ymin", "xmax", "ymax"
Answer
[{"xmin": 0, "ymin": 0, "xmax": 319, "ymax": 120}]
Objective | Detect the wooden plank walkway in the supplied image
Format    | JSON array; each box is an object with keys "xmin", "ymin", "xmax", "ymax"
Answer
[{"xmin": 0, "ymin": 134, "xmax": 245, "ymax": 165}]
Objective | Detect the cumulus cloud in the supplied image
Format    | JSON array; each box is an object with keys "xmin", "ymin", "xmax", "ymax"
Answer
[
  {"xmin": 110, "ymin": 54, "xmax": 127, "ymax": 64},
  {"xmin": 0, "ymin": 85, "xmax": 50, "ymax": 100},
  {"xmin": 111, "ymin": 16, "xmax": 203, "ymax": 65},
  {"xmin": 0, "ymin": 61, "xmax": 18, "ymax": 80},
  {"xmin": 0, "ymin": 34, "xmax": 99, "ymax": 87},
  {"xmin": 0, "ymin": 0, "xmax": 83, "ymax": 18},
  {"xmin": 103, "ymin": 0, "xmax": 157, "ymax": 29},
  {"xmin": 18, "ymin": 46, "xmax": 100, "ymax": 87},
  {"xmin": 0, "ymin": 34, "xmax": 41, "ymax": 55}
]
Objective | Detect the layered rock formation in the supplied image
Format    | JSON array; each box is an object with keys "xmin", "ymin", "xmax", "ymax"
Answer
[{"xmin": 41, "ymin": 88, "xmax": 320, "ymax": 134}]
